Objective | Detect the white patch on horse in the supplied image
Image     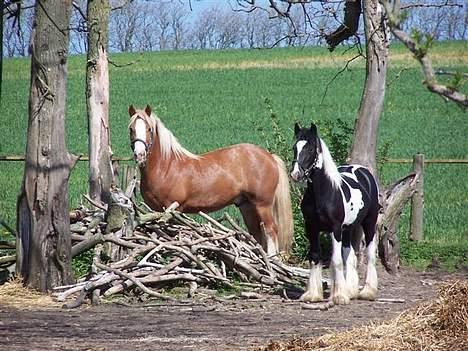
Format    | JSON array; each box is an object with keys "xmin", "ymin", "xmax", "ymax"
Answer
[
  {"xmin": 133, "ymin": 119, "xmax": 147, "ymax": 156},
  {"xmin": 315, "ymin": 152, "xmax": 323, "ymax": 169},
  {"xmin": 290, "ymin": 140, "xmax": 307, "ymax": 180},
  {"xmin": 340, "ymin": 177, "xmax": 364, "ymax": 225},
  {"xmin": 319, "ymin": 139, "xmax": 341, "ymax": 188}
]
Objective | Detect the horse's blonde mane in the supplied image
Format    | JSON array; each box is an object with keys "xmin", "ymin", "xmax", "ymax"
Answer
[
  {"xmin": 129, "ymin": 110, "xmax": 200, "ymax": 160},
  {"xmin": 320, "ymin": 138, "xmax": 342, "ymax": 188},
  {"xmin": 154, "ymin": 114, "xmax": 200, "ymax": 160}
]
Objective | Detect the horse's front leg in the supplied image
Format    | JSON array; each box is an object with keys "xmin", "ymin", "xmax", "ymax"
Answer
[
  {"xmin": 342, "ymin": 226, "xmax": 359, "ymax": 300},
  {"xmin": 359, "ymin": 218, "xmax": 378, "ymax": 300},
  {"xmin": 331, "ymin": 227, "xmax": 350, "ymax": 305},
  {"xmin": 300, "ymin": 219, "xmax": 323, "ymax": 302}
]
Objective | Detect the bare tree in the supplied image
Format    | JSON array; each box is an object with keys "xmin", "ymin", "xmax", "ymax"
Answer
[
  {"xmin": 87, "ymin": 0, "xmax": 114, "ymax": 205},
  {"xmin": 155, "ymin": 0, "xmax": 171, "ymax": 50},
  {"xmin": 109, "ymin": 1, "xmax": 140, "ymax": 52},
  {"xmin": 134, "ymin": 1, "xmax": 160, "ymax": 51},
  {"xmin": 191, "ymin": 6, "xmax": 219, "ymax": 49},
  {"xmin": 215, "ymin": 9, "xmax": 243, "ymax": 49},
  {"xmin": 347, "ymin": 0, "xmax": 387, "ymax": 176},
  {"xmin": 17, "ymin": 0, "xmax": 77, "ymax": 291},
  {"xmin": 169, "ymin": 1, "xmax": 189, "ymax": 50},
  {"xmin": 70, "ymin": 0, "xmax": 88, "ymax": 54},
  {"xmin": 2, "ymin": 1, "xmax": 35, "ymax": 57}
]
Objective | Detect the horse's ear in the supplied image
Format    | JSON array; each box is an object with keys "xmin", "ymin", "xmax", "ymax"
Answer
[
  {"xmin": 310, "ymin": 122, "xmax": 318, "ymax": 135},
  {"xmin": 294, "ymin": 123, "xmax": 301, "ymax": 136},
  {"xmin": 128, "ymin": 105, "xmax": 136, "ymax": 117},
  {"xmin": 145, "ymin": 104, "xmax": 152, "ymax": 116}
]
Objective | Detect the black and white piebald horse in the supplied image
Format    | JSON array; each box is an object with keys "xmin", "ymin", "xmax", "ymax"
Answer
[{"xmin": 291, "ymin": 122, "xmax": 380, "ymax": 305}]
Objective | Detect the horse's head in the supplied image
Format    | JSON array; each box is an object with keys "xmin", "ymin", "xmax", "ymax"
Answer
[
  {"xmin": 290, "ymin": 122, "xmax": 323, "ymax": 182},
  {"xmin": 128, "ymin": 104, "xmax": 155, "ymax": 167}
]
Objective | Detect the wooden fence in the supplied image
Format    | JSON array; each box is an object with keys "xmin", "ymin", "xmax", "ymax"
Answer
[
  {"xmin": 1, "ymin": 155, "xmax": 468, "ymax": 164},
  {"xmin": 1, "ymin": 154, "xmax": 467, "ymax": 243}
]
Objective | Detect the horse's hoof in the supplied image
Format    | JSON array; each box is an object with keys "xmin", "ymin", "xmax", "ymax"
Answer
[
  {"xmin": 347, "ymin": 289, "xmax": 359, "ymax": 300},
  {"xmin": 332, "ymin": 293, "xmax": 350, "ymax": 305},
  {"xmin": 300, "ymin": 291, "xmax": 323, "ymax": 303},
  {"xmin": 358, "ymin": 286, "xmax": 378, "ymax": 301}
]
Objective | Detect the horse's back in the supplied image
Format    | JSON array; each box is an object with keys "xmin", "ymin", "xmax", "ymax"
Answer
[
  {"xmin": 338, "ymin": 164, "xmax": 379, "ymax": 214},
  {"xmin": 199, "ymin": 143, "xmax": 280, "ymax": 202},
  {"xmin": 202, "ymin": 143, "xmax": 277, "ymax": 173}
]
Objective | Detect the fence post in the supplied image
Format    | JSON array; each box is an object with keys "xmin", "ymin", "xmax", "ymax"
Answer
[{"xmin": 410, "ymin": 153, "xmax": 424, "ymax": 241}]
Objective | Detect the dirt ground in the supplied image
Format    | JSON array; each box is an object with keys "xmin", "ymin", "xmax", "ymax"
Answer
[{"xmin": 1, "ymin": 267, "xmax": 466, "ymax": 351}]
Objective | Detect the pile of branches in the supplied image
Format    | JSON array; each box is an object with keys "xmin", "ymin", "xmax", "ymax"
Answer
[{"xmin": 55, "ymin": 192, "xmax": 309, "ymax": 307}]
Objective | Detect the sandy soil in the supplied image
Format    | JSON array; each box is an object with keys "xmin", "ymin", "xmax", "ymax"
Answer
[{"xmin": 1, "ymin": 267, "xmax": 466, "ymax": 351}]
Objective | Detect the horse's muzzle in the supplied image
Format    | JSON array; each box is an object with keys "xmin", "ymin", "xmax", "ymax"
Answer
[
  {"xmin": 135, "ymin": 152, "xmax": 147, "ymax": 168},
  {"xmin": 290, "ymin": 171, "xmax": 301, "ymax": 182}
]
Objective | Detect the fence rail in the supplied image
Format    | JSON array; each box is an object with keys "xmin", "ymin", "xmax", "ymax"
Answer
[{"xmin": 1, "ymin": 155, "xmax": 468, "ymax": 164}]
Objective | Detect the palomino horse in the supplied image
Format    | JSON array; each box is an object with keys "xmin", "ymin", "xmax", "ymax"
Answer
[
  {"xmin": 128, "ymin": 105, "xmax": 293, "ymax": 257},
  {"xmin": 291, "ymin": 122, "xmax": 380, "ymax": 305}
]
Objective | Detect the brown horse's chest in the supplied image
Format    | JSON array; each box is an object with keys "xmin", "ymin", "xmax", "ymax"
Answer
[{"xmin": 139, "ymin": 174, "xmax": 166, "ymax": 211}]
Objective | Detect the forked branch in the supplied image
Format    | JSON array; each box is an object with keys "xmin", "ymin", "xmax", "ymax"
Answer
[{"xmin": 381, "ymin": 0, "xmax": 467, "ymax": 108}]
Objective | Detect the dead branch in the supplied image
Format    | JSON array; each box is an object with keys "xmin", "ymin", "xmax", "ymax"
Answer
[
  {"xmin": 58, "ymin": 196, "xmax": 311, "ymax": 307},
  {"xmin": 325, "ymin": 0, "xmax": 362, "ymax": 51},
  {"xmin": 381, "ymin": 0, "xmax": 468, "ymax": 108},
  {"xmin": 378, "ymin": 172, "xmax": 418, "ymax": 273}
]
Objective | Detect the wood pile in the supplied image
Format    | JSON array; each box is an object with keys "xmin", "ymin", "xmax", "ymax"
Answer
[{"xmin": 55, "ymin": 188, "xmax": 310, "ymax": 308}]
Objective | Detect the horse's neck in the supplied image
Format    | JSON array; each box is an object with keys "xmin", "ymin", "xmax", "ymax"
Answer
[
  {"xmin": 140, "ymin": 138, "xmax": 167, "ymax": 176},
  {"xmin": 309, "ymin": 168, "xmax": 340, "ymax": 201},
  {"xmin": 141, "ymin": 137, "xmax": 191, "ymax": 179}
]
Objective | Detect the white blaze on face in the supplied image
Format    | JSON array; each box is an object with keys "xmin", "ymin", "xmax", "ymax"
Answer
[
  {"xmin": 133, "ymin": 119, "xmax": 147, "ymax": 159},
  {"xmin": 290, "ymin": 140, "xmax": 307, "ymax": 181}
]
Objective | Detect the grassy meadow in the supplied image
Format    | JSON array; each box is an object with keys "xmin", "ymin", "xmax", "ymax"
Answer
[{"xmin": 1, "ymin": 41, "xmax": 467, "ymax": 269}]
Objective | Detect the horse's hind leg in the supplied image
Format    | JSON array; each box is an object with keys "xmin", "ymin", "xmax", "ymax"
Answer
[
  {"xmin": 255, "ymin": 205, "xmax": 279, "ymax": 257},
  {"xmin": 359, "ymin": 218, "xmax": 378, "ymax": 300},
  {"xmin": 238, "ymin": 202, "xmax": 264, "ymax": 248}
]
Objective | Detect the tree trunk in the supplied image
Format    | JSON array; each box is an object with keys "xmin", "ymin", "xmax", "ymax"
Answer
[
  {"xmin": 16, "ymin": 0, "xmax": 76, "ymax": 291},
  {"xmin": 348, "ymin": 0, "xmax": 389, "ymax": 176},
  {"xmin": 87, "ymin": 0, "xmax": 113, "ymax": 205},
  {"xmin": 0, "ymin": 1, "xmax": 4, "ymax": 104}
]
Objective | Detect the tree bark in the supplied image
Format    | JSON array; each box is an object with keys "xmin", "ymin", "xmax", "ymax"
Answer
[
  {"xmin": 348, "ymin": 0, "xmax": 389, "ymax": 176},
  {"xmin": 16, "ymin": 0, "xmax": 77, "ymax": 291},
  {"xmin": 87, "ymin": 0, "xmax": 113, "ymax": 204},
  {"xmin": 0, "ymin": 1, "xmax": 3, "ymax": 104},
  {"xmin": 378, "ymin": 173, "xmax": 419, "ymax": 273}
]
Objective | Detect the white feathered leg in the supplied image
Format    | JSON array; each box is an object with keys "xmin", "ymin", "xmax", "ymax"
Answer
[
  {"xmin": 300, "ymin": 262, "xmax": 323, "ymax": 302},
  {"xmin": 359, "ymin": 239, "xmax": 378, "ymax": 300},
  {"xmin": 331, "ymin": 235, "xmax": 350, "ymax": 305}
]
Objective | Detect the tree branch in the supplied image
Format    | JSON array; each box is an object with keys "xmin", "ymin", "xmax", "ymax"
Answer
[
  {"xmin": 381, "ymin": 0, "xmax": 468, "ymax": 108},
  {"xmin": 325, "ymin": 0, "xmax": 362, "ymax": 51}
]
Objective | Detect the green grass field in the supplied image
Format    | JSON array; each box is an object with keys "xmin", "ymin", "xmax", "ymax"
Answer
[{"xmin": 1, "ymin": 42, "xmax": 467, "ymax": 269}]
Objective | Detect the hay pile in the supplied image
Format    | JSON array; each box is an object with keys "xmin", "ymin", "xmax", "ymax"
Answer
[
  {"xmin": 0, "ymin": 277, "xmax": 60, "ymax": 309},
  {"xmin": 257, "ymin": 280, "xmax": 468, "ymax": 351}
]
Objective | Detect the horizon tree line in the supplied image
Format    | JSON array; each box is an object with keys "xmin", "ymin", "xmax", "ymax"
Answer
[{"xmin": 3, "ymin": 0, "xmax": 466, "ymax": 57}]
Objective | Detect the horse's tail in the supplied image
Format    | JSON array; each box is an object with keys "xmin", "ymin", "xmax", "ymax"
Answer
[{"xmin": 272, "ymin": 154, "xmax": 294, "ymax": 257}]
